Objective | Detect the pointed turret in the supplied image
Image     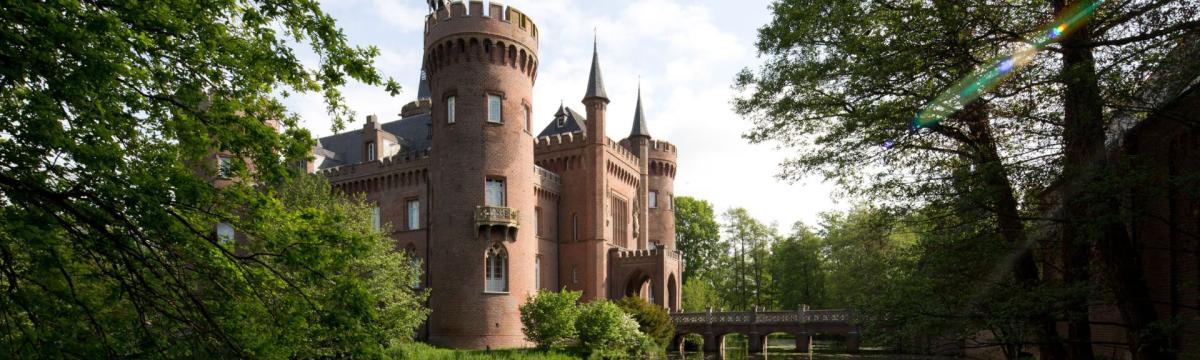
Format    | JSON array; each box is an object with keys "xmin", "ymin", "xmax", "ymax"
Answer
[
  {"xmin": 630, "ymin": 84, "xmax": 650, "ymax": 138},
  {"xmin": 583, "ymin": 36, "xmax": 608, "ymax": 102}
]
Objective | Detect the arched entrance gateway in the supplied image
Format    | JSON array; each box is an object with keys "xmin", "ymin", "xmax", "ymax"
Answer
[{"xmin": 607, "ymin": 248, "xmax": 683, "ymax": 310}]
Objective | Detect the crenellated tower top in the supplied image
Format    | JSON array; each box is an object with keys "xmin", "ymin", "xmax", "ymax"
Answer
[{"xmin": 424, "ymin": 1, "xmax": 539, "ymax": 82}]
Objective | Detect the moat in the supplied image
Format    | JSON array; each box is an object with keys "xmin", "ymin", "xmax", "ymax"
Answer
[{"xmin": 666, "ymin": 336, "xmax": 946, "ymax": 360}]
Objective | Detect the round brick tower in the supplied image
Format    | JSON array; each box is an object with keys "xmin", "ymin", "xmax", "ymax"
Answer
[
  {"xmin": 646, "ymin": 140, "xmax": 677, "ymax": 249},
  {"xmin": 423, "ymin": 1, "xmax": 539, "ymax": 349}
]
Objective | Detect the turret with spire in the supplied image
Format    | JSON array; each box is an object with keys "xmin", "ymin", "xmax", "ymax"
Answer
[{"xmin": 583, "ymin": 33, "xmax": 608, "ymax": 145}]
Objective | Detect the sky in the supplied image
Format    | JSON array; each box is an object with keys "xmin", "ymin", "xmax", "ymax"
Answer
[{"xmin": 284, "ymin": 0, "xmax": 849, "ymax": 230}]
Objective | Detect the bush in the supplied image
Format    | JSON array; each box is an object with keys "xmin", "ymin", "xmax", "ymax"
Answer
[
  {"xmin": 520, "ymin": 289, "xmax": 582, "ymax": 349},
  {"xmin": 576, "ymin": 301, "xmax": 628, "ymax": 351},
  {"xmin": 615, "ymin": 296, "xmax": 675, "ymax": 348}
]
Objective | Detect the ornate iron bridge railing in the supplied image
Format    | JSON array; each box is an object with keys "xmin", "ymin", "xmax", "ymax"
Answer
[{"xmin": 671, "ymin": 308, "xmax": 853, "ymax": 326}]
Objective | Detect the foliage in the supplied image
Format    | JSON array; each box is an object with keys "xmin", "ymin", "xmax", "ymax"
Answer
[
  {"xmin": 680, "ymin": 278, "xmax": 719, "ymax": 312},
  {"xmin": 0, "ymin": 0, "xmax": 418, "ymax": 357},
  {"xmin": 673, "ymin": 196, "xmax": 721, "ymax": 283},
  {"xmin": 574, "ymin": 300, "xmax": 655, "ymax": 358},
  {"xmin": 768, "ymin": 222, "xmax": 826, "ymax": 309},
  {"xmin": 719, "ymin": 208, "xmax": 777, "ymax": 310},
  {"xmin": 615, "ymin": 296, "xmax": 675, "ymax": 348},
  {"xmin": 386, "ymin": 342, "xmax": 581, "ymax": 360},
  {"xmin": 521, "ymin": 290, "xmax": 582, "ymax": 350}
]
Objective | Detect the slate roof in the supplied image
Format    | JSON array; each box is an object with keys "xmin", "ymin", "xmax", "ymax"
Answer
[
  {"xmin": 583, "ymin": 41, "xmax": 608, "ymax": 101},
  {"xmin": 314, "ymin": 112, "xmax": 432, "ymax": 170},
  {"xmin": 629, "ymin": 86, "xmax": 650, "ymax": 137},
  {"xmin": 537, "ymin": 104, "xmax": 587, "ymax": 138}
]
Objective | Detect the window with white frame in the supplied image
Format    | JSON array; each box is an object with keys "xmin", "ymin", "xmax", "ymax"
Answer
[
  {"xmin": 216, "ymin": 222, "xmax": 235, "ymax": 243},
  {"xmin": 447, "ymin": 96, "xmax": 456, "ymax": 123},
  {"xmin": 407, "ymin": 199, "xmax": 420, "ymax": 230},
  {"xmin": 485, "ymin": 243, "xmax": 508, "ymax": 292},
  {"xmin": 371, "ymin": 206, "xmax": 381, "ymax": 231},
  {"xmin": 366, "ymin": 141, "xmax": 376, "ymax": 161},
  {"xmin": 485, "ymin": 178, "xmax": 505, "ymax": 206},
  {"xmin": 648, "ymin": 191, "xmax": 658, "ymax": 209},
  {"xmin": 487, "ymin": 94, "xmax": 502, "ymax": 123},
  {"xmin": 218, "ymin": 157, "xmax": 233, "ymax": 178}
]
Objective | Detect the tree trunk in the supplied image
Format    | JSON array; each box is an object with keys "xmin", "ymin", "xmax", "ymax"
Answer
[
  {"xmin": 1051, "ymin": 1, "xmax": 1168, "ymax": 359},
  {"xmin": 959, "ymin": 102, "xmax": 1067, "ymax": 360}
]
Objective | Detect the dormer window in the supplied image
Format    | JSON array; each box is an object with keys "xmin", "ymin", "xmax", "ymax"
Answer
[
  {"xmin": 366, "ymin": 141, "xmax": 376, "ymax": 161},
  {"xmin": 556, "ymin": 116, "xmax": 565, "ymax": 128}
]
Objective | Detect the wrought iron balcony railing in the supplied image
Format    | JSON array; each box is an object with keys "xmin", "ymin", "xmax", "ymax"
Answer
[{"xmin": 475, "ymin": 206, "xmax": 519, "ymax": 229}]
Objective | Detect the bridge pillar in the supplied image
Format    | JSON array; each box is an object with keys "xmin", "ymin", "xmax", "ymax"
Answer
[
  {"xmin": 846, "ymin": 331, "xmax": 862, "ymax": 353},
  {"xmin": 794, "ymin": 332, "xmax": 811, "ymax": 352},
  {"xmin": 668, "ymin": 334, "xmax": 683, "ymax": 353},
  {"xmin": 747, "ymin": 333, "xmax": 764, "ymax": 354},
  {"xmin": 703, "ymin": 333, "xmax": 721, "ymax": 353}
]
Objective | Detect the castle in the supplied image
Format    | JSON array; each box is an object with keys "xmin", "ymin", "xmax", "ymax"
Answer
[{"xmin": 303, "ymin": 2, "xmax": 683, "ymax": 349}]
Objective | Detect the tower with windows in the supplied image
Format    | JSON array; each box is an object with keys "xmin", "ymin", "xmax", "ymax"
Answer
[{"xmin": 422, "ymin": 1, "xmax": 539, "ymax": 349}]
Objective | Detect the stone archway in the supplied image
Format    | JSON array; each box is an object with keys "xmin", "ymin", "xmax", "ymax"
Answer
[
  {"xmin": 624, "ymin": 270, "xmax": 651, "ymax": 298},
  {"xmin": 666, "ymin": 273, "xmax": 678, "ymax": 311}
]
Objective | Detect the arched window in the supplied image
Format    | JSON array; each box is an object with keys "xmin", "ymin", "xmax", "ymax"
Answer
[{"xmin": 485, "ymin": 242, "xmax": 508, "ymax": 292}]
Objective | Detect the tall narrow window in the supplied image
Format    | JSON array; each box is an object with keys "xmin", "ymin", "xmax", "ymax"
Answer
[
  {"xmin": 485, "ymin": 178, "xmax": 506, "ymax": 206},
  {"xmin": 611, "ymin": 195, "xmax": 628, "ymax": 248},
  {"xmin": 407, "ymin": 199, "xmax": 420, "ymax": 230},
  {"xmin": 447, "ymin": 96, "xmax": 456, "ymax": 123},
  {"xmin": 572, "ymin": 214, "xmax": 578, "ymax": 242},
  {"xmin": 524, "ymin": 105, "xmax": 531, "ymax": 132},
  {"xmin": 534, "ymin": 256, "xmax": 541, "ymax": 290},
  {"xmin": 572, "ymin": 266, "xmax": 578, "ymax": 284},
  {"xmin": 366, "ymin": 141, "xmax": 376, "ymax": 161},
  {"xmin": 371, "ymin": 206, "xmax": 381, "ymax": 231},
  {"xmin": 487, "ymin": 94, "xmax": 502, "ymax": 123},
  {"xmin": 648, "ymin": 191, "xmax": 658, "ymax": 209},
  {"xmin": 216, "ymin": 222, "xmax": 235, "ymax": 243},
  {"xmin": 218, "ymin": 157, "xmax": 233, "ymax": 178},
  {"xmin": 485, "ymin": 243, "xmax": 508, "ymax": 292},
  {"xmin": 535, "ymin": 207, "xmax": 542, "ymax": 236},
  {"xmin": 667, "ymin": 194, "xmax": 673, "ymax": 210}
]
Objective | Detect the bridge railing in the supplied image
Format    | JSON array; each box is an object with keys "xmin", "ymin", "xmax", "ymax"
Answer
[{"xmin": 670, "ymin": 308, "xmax": 854, "ymax": 325}]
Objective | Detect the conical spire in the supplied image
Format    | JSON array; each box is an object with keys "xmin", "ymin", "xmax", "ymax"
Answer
[
  {"xmin": 555, "ymin": 100, "xmax": 566, "ymax": 117},
  {"xmin": 630, "ymin": 83, "xmax": 650, "ymax": 137},
  {"xmin": 417, "ymin": 69, "xmax": 431, "ymax": 100},
  {"xmin": 583, "ymin": 32, "xmax": 608, "ymax": 102}
]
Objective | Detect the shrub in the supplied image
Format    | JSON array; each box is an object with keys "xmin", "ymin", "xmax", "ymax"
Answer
[
  {"xmin": 615, "ymin": 296, "xmax": 675, "ymax": 348},
  {"xmin": 520, "ymin": 289, "xmax": 582, "ymax": 349},
  {"xmin": 575, "ymin": 301, "xmax": 628, "ymax": 351}
]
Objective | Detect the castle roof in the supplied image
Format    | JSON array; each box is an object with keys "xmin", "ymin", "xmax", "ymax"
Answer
[
  {"xmin": 583, "ymin": 38, "xmax": 608, "ymax": 102},
  {"xmin": 313, "ymin": 112, "xmax": 432, "ymax": 170},
  {"xmin": 629, "ymin": 85, "xmax": 650, "ymax": 138},
  {"xmin": 537, "ymin": 103, "xmax": 587, "ymax": 138}
]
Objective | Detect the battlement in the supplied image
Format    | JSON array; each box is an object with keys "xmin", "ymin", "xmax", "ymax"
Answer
[
  {"xmin": 534, "ymin": 131, "xmax": 586, "ymax": 151},
  {"xmin": 606, "ymin": 137, "xmax": 641, "ymax": 165},
  {"xmin": 318, "ymin": 149, "xmax": 431, "ymax": 180},
  {"xmin": 649, "ymin": 139, "xmax": 677, "ymax": 154},
  {"xmin": 425, "ymin": 1, "xmax": 538, "ymax": 51},
  {"xmin": 612, "ymin": 248, "xmax": 683, "ymax": 262}
]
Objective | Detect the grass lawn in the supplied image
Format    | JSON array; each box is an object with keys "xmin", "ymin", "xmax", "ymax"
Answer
[{"xmin": 387, "ymin": 342, "xmax": 586, "ymax": 359}]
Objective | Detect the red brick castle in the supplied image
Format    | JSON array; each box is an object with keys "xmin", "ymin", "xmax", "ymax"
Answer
[{"xmin": 304, "ymin": 1, "xmax": 683, "ymax": 349}]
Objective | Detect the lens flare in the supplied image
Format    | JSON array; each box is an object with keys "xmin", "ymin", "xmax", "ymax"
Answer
[{"xmin": 884, "ymin": 0, "xmax": 1104, "ymax": 148}]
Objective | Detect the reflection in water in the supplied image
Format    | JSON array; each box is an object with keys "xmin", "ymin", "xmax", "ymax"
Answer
[{"xmin": 666, "ymin": 336, "xmax": 946, "ymax": 360}]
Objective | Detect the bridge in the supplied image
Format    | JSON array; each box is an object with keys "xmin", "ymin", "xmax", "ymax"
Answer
[{"xmin": 669, "ymin": 307, "xmax": 861, "ymax": 354}]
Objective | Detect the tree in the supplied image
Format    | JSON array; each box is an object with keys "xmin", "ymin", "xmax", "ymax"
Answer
[
  {"xmin": 768, "ymin": 222, "xmax": 826, "ymax": 309},
  {"xmin": 0, "ymin": 0, "xmax": 416, "ymax": 357},
  {"xmin": 680, "ymin": 278, "xmax": 720, "ymax": 312},
  {"xmin": 615, "ymin": 296, "xmax": 675, "ymax": 348},
  {"xmin": 673, "ymin": 196, "xmax": 721, "ymax": 283},
  {"xmin": 520, "ymin": 290, "xmax": 582, "ymax": 350},
  {"xmin": 721, "ymin": 208, "xmax": 776, "ymax": 310}
]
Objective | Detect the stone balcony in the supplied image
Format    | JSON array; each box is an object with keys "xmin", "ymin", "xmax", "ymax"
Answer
[{"xmin": 475, "ymin": 205, "xmax": 519, "ymax": 241}]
